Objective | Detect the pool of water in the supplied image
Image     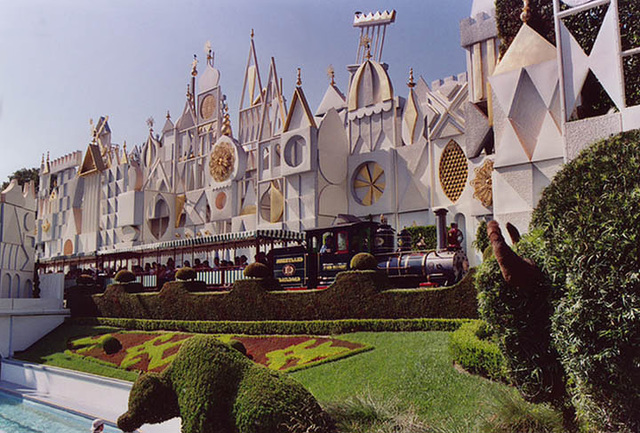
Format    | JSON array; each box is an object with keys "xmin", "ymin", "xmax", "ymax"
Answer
[{"xmin": 0, "ymin": 390, "xmax": 120, "ymax": 433}]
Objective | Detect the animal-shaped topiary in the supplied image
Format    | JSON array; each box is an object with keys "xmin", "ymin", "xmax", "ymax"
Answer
[{"xmin": 117, "ymin": 335, "xmax": 335, "ymax": 433}]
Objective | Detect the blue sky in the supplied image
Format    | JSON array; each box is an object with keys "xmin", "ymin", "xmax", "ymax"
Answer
[{"xmin": 0, "ymin": 0, "xmax": 475, "ymax": 183}]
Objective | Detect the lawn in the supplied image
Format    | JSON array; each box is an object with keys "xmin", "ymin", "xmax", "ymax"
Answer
[
  {"xmin": 15, "ymin": 324, "xmax": 522, "ymax": 431},
  {"xmin": 293, "ymin": 332, "xmax": 515, "ymax": 431}
]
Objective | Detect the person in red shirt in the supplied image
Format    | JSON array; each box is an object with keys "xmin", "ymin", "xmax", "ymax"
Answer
[{"xmin": 447, "ymin": 223, "xmax": 463, "ymax": 250}]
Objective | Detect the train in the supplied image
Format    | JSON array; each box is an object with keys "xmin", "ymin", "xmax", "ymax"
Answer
[{"xmin": 270, "ymin": 214, "xmax": 469, "ymax": 290}]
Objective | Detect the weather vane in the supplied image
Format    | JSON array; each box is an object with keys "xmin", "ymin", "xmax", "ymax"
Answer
[
  {"xmin": 204, "ymin": 41, "xmax": 213, "ymax": 64},
  {"xmin": 360, "ymin": 34, "xmax": 372, "ymax": 60}
]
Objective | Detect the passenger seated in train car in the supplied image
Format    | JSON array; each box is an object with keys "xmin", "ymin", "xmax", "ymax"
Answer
[
  {"xmin": 319, "ymin": 234, "xmax": 335, "ymax": 254},
  {"xmin": 336, "ymin": 231, "xmax": 348, "ymax": 253},
  {"xmin": 447, "ymin": 223, "xmax": 463, "ymax": 250}
]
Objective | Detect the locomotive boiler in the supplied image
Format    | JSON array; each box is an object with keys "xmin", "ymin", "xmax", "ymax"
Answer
[{"xmin": 271, "ymin": 212, "xmax": 469, "ymax": 289}]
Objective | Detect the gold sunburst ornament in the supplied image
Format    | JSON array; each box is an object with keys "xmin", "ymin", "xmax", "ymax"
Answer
[
  {"xmin": 209, "ymin": 142, "xmax": 235, "ymax": 182},
  {"xmin": 471, "ymin": 159, "xmax": 494, "ymax": 207},
  {"xmin": 353, "ymin": 161, "xmax": 385, "ymax": 206}
]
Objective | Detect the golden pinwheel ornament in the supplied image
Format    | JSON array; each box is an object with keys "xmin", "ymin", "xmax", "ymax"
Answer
[{"xmin": 353, "ymin": 162, "xmax": 385, "ymax": 206}]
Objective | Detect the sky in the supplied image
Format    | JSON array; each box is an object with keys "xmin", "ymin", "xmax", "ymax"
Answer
[{"xmin": 0, "ymin": 0, "xmax": 476, "ymax": 184}]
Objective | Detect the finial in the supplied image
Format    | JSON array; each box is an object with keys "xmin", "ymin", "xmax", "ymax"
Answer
[
  {"xmin": 166, "ymin": 110, "xmax": 171, "ymax": 120},
  {"xmin": 47, "ymin": 151, "xmax": 50, "ymax": 162},
  {"xmin": 123, "ymin": 141, "xmax": 127, "ymax": 151},
  {"xmin": 146, "ymin": 117, "xmax": 155, "ymax": 131},
  {"xmin": 327, "ymin": 65, "xmax": 335, "ymax": 86},
  {"xmin": 204, "ymin": 41, "xmax": 213, "ymax": 65},
  {"xmin": 187, "ymin": 83, "xmax": 191, "ymax": 98},
  {"xmin": 41, "ymin": 154, "xmax": 45, "ymax": 165},
  {"xmin": 221, "ymin": 97, "xmax": 232, "ymax": 136},
  {"xmin": 520, "ymin": 0, "xmax": 531, "ymax": 23},
  {"xmin": 191, "ymin": 54, "xmax": 198, "ymax": 76},
  {"xmin": 407, "ymin": 68, "xmax": 416, "ymax": 88},
  {"xmin": 251, "ymin": 28, "xmax": 254, "ymax": 39},
  {"xmin": 360, "ymin": 35, "xmax": 372, "ymax": 61},
  {"xmin": 296, "ymin": 68, "xmax": 302, "ymax": 87}
]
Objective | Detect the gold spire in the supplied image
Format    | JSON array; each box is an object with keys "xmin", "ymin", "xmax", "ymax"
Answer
[
  {"xmin": 41, "ymin": 154, "xmax": 45, "ymax": 165},
  {"xmin": 191, "ymin": 54, "xmax": 198, "ymax": 77},
  {"xmin": 520, "ymin": 0, "xmax": 531, "ymax": 23},
  {"xmin": 360, "ymin": 34, "xmax": 372, "ymax": 61},
  {"xmin": 407, "ymin": 68, "xmax": 416, "ymax": 88},
  {"xmin": 146, "ymin": 117, "xmax": 155, "ymax": 132},
  {"xmin": 296, "ymin": 68, "xmax": 302, "ymax": 87},
  {"xmin": 327, "ymin": 64, "xmax": 335, "ymax": 86},
  {"xmin": 221, "ymin": 98, "xmax": 232, "ymax": 136},
  {"xmin": 120, "ymin": 141, "xmax": 129, "ymax": 165}
]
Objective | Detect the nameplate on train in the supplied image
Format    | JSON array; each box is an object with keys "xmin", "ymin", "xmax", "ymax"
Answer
[{"xmin": 322, "ymin": 263, "xmax": 348, "ymax": 271}]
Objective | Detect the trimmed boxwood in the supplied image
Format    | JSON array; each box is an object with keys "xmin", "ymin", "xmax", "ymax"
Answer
[
  {"xmin": 72, "ymin": 317, "xmax": 474, "ymax": 335},
  {"xmin": 529, "ymin": 130, "xmax": 640, "ymax": 431},
  {"xmin": 175, "ymin": 267, "xmax": 196, "ymax": 281},
  {"xmin": 449, "ymin": 321, "xmax": 506, "ymax": 381},
  {"xmin": 117, "ymin": 335, "xmax": 334, "ymax": 433},
  {"xmin": 100, "ymin": 334, "xmax": 122, "ymax": 355},
  {"xmin": 349, "ymin": 253, "xmax": 378, "ymax": 270},
  {"xmin": 115, "ymin": 269, "xmax": 136, "ymax": 283},
  {"xmin": 243, "ymin": 263, "xmax": 270, "ymax": 279}
]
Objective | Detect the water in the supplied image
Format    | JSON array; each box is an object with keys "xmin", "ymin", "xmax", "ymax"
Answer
[{"xmin": 0, "ymin": 390, "xmax": 120, "ymax": 433}]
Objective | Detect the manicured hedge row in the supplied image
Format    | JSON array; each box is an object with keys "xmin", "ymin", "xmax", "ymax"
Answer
[
  {"xmin": 68, "ymin": 269, "xmax": 478, "ymax": 321},
  {"xmin": 71, "ymin": 317, "xmax": 475, "ymax": 335},
  {"xmin": 448, "ymin": 321, "xmax": 507, "ymax": 381}
]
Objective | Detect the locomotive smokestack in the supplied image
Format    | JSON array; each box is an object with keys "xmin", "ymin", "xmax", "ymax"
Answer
[{"xmin": 434, "ymin": 209, "xmax": 448, "ymax": 251}]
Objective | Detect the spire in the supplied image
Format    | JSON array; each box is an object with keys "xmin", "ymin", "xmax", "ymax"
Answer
[
  {"xmin": 120, "ymin": 141, "xmax": 129, "ymax": 165},
  {"xmin": 221, "ymin": 97, "xmax": 232, "ymax": 136},
  {"xmin": 191, "ymin": 54, "xmax": 198, "ymax": 77},
  {"xmin": 360, "ymin": 35, "xmax": 372, "ymax": 61},
  {"xmin": 407, "ymin": 68, "xmax": 416, "ymax": 88},
  {"xmin": 327, "ymin": 64, "xmax": 335, "ymax": 86},
  {"xmin": 240, "ymin": 29, "xmax": 263, "ymax": 110},
  {"xmin": 520, "ymin": 0, "xmax": 530, "ymax": 23},
  {"xmin": 296, "ymin": 68, "xmax": 302, "ymax": 87},
  {"xmin": 146, "ymin": 116, "xmax": 155, "ymax": 133},
  {"xmin": 166, "ymin": 110, "xmax": 171, "ymax": 120}
]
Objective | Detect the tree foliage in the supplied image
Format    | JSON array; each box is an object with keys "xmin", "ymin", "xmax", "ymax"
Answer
[{"xmin": 1, "ymin": 167, "xmax": 39, "ymax": 192}]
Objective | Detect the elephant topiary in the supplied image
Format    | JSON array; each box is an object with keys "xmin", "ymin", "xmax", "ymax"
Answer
[{"xmin": 117, "ymin": 335, "xmax": 335, "ymax": 433}]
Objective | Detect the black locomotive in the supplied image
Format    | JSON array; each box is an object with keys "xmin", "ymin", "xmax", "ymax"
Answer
[{"xmin": 271, "ymin": 214, "xmax": 468, "ymax": 289}]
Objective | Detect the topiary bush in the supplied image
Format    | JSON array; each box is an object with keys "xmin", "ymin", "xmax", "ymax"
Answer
[
  {"xmin": 100, "ymin": 335, "xmax": 122, "ymax": 355},
  {"xmin": 229, "ymin": 340, "xmax": 248, "ymax": 357},
  {"xmin": 115, "ymin": 269, "xmax": 136, "ymax": 283},
  {"xmin": 117, "ymin": 335, "xmax": 334, "ymax": 433},
  {"xmin": 349, "ymin": 253, "xmax": 378, "ymax": 271},
  {"xmin": 472, "ymin": 220, "xmax": 490, "ymax": 254},
  {"xmin": 76, "ymin": 274, "xmax": 94, "ymax": 286},
  {"xmin": 404, "ymin": 225, "xmax": 437, "ymax": 250},
  {"xmin": 243, "ymin": 262, "xmax": 271, "ymax": 279},
  {"xmin": 175, "ymin": 267, "xmax": 196, "ymax": 281},
  {"xmin": 529, "ymin": 130, "xmax": 640, "ymax": 432},
  {"xmin": 448, "ymin": 321, "xmax": 507, "ymax": 381}
]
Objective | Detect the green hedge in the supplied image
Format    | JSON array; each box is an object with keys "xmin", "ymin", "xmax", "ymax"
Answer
[
  {"xmin": 68, "ymin": 269, "xmax": 478, "ymax": 322},
  {"xmin": 404, "ymin": 225, "xmax": 437, "ymax": 251},
  {"xmin": 449, "ymin": 321, "xmax": 507, "ymax": 381},
  {"xmin": 72, "ymin": 317, "xmax": 474, "ymax": 335}
]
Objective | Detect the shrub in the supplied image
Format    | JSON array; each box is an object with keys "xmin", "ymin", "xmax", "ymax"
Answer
[
  {"xmin": 100, "ymin": 335, "xmax": 122, "ymax": 355},
  {"xmin": 76, "ymin": 274, "xmax": 94, "ymax": 286},
  {"xmin": 404, "ymin": 225, "xmax": 437, "ymax": 251},
  {"xmin": 349, "ymin": 253, "xmax": 378, "ymax": 271},
  {"xmin": 530, "ymin": 130, "xmax": 640, "ymax": 432},
  {"xmin": 243, "ymin": 262, "xmax": 270, "ymax": 279},
  {"xmin": 479, "ymin": 389, "xmax": 564, "ymax": 433},
  {"xmin": 472, "ymin": 220, "xmax": 490, "ymax": 254},
  {"xmin": 115, "ymin": 269, "xmax": 136, "ymax": 283},
  {"xmin": 475, "ymin": 231, "xmax": 570, "ymax": 409},
  {"xmin": 448, "ymin": 321, "xmax": 506, "ymax": 381},
  {"xmin": 175, "ymin": 267, "xmax": 196, "ymax": 281},
  {"xmin": 229, "ymin": 340, "xmax": 247, "ymax": 357}
]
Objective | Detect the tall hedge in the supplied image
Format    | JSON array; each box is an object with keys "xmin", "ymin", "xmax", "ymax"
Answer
[
  {"xmin": 67, "ymin": 270, "xmax": 478, "ymax": 321},
  {"xmin": 530, "ymin": 130, "xmax": 640, "ymax": 432}
]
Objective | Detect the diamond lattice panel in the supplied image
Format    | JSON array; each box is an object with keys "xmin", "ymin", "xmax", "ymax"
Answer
[{"xmin": 439, "ymin": 140, "xmax": 468, "ymax": 203}]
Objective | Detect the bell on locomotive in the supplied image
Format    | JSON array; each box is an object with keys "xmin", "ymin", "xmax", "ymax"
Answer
[{"xmin": 373, "ymin": 215, "xmax": 396, "ymax": 255}]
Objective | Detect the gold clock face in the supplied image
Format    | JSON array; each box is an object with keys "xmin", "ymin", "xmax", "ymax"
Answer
[
  {"xmin": 200, "ymin": 94, "xmax": 216, "ymax": 120},
  {"xmin": 209, "ymin": 142, "xmax": 235, "ymax": 182}
]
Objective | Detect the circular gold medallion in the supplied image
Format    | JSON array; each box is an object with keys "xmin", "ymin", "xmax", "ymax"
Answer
[
  {"xmin": 200, "ymin": 94, "xmax": 216, "ymax": 120},
  {"xmin": 209, "ymin": 142, "xmax": 235, "ymax": 182}
]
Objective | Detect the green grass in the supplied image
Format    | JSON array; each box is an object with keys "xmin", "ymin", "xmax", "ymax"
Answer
[
  {"xmin": 14, "ymin": 324, "xmax": 140, "ymax": 381},
  {"xmin": 292, "ymin": 332, "xmax": 518, "ymax": 431}
]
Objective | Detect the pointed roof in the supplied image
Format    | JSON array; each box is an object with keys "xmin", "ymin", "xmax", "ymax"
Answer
[
  {"xmin": 347, "ymin": 59, "xmax": 394, "ymax": 111},
  {"xmin": 284, "ymin": 86, "xmax": 317, "ymax": 132},
  {"xmin": 78, "ymin": 144, "xmax": 106, "ymax": 177},
  {"xmin": 316, "ymin": 84, "xmax": 346, "ymax": 116},
  {"xmin": 162, "ymin": 111, "xmax": 175, "ymax": 134},
  {"xmin": 258, "ymin": 57, "xmax": 288, "ymax": 140},
  {"xmin": 176, "ymin": 100, "xmax": 197, "ymax": 130},
  {"xmin": 493, "ymin": 23, "xmax": 556, "ymax": 75},
  {"xmin": 240, "ymin": 33, "xmax": 263, "ymax": 110}
]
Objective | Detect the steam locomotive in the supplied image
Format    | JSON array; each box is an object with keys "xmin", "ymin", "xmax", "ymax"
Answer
[{"xmin": 271, "ymin": 214, "xmax": 468, "ymax": 289}]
